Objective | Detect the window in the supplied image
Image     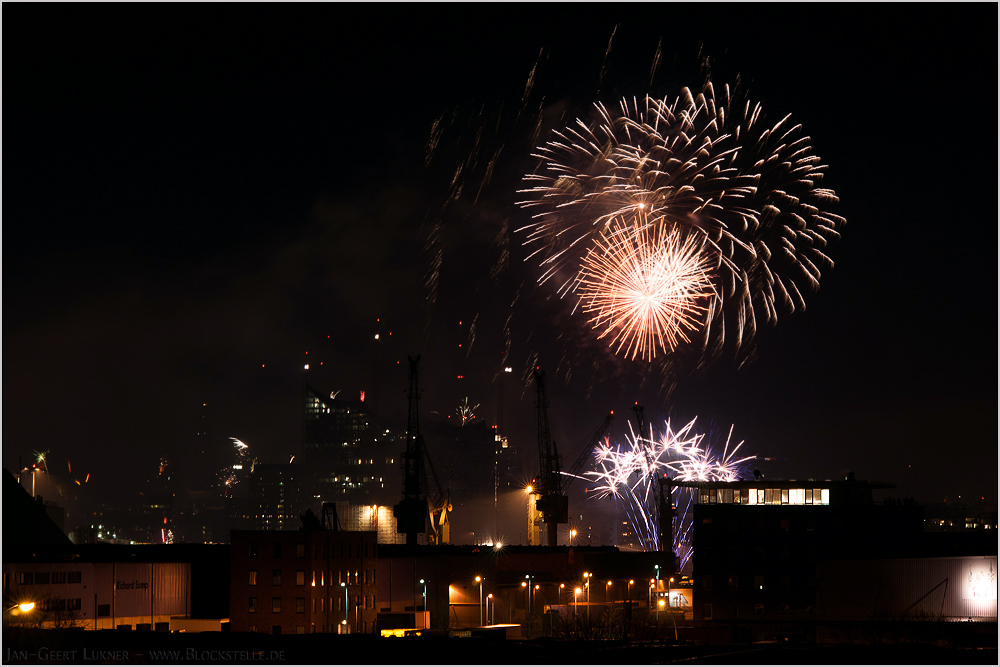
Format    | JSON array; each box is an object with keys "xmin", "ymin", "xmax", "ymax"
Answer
[
  {"xmin": 820, "ymin": 489, "xmax": 830, "ymax": 505},
  {"xmin": 68, "ymin": 598, "xmax": 82, "ymax": 611},
  {"xmin": 296, "ymin": 626, "xmax": 305, "ymax": 634},
  {"xmin": 52, "ymin": 572, "xmax": 67, "ymax": 584},
  {"xmin": 17, "ymin": 572, "xmax": 33, "ymax": 585},
  {"xmin": 702, "ymin": 575, "xmax": 712, "ymax": 592},
  {"xmin": 296, "ymin": 598, "xmax": 305, "ymax": 614},
  {"xmin": 273, "ymin": 543, "xmax": 282, "ymax": 559},
  {"xmin": 248, "ymin": 625, "xmax": 257, "ymax": 633},
  {"xmin": 67, "ymin": 572, "xmax": 82, "ymax": 584},
  {"xmin": 296, "ymin": 544, "xmax": 305, "ymax": 558},
  {"xmin": 249, "ymin": 542, "xmax": 258, "ymax": 558},
  {"xmin": 272, "ymin": 625, "xmax": 281, "ymax": 635},
  {"xmin": 272, "ymin": 570, "xmax": 281, "ymax": 586},
  {"xmin": 781, "ymin": 488, "xmax": 789, "ymax": 504},
  {"xmin": 249, "ymin": 570, "xmax": 257, "ymax": 586},
  {"xmin": 296, "ymin": 571, "xmax": 305, "ymax": 586},
  {"xmin": 249, "ymin": 597, "xmax": 258, "ymax": 613},
  {"xmin": 703, "ymin": 604, "xmax": 713, "ymax": 620},
  {"xmin": 272, "ymin": 598, "xmax": 281, "ymax": 613},
  {"xmin": 97, "ymin": 604, "xmax": 111, "ymax": 617},
  {"xmin": 320, "ymin": 598, "xmax": 325, "ymax": 612},
  {"xmin": 728, "ymin": 575, "xmax": 739, "ymax": 591},
  {"xmin": 780, "ymin": 518, "xmax": 791, "ymax": 532},
  {"xmin": 35, "ymin": 572, "xmax": 50, "ymax": 585},
  {"xmin": 754, "ymin": 603, "xmax": 764, "ymax": 616},
  {"xmin": 45, "ymin": 599, "xmax": 66, "ymax": 611}
]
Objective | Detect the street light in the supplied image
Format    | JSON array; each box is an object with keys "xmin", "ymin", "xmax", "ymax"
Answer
[
  {"xmin": 486, "ymin": 593, "xmax": 493, "ymax": 625},
  {"xmin": 524, "ymin": 575, "xmax": 534, "ymax": 638},
  {"xmin": 583, "ymin": 572, "xmax": 591, "ymax": 623},
  {"xmin": 574, "ymin": 587, "xmax": 581, "ymax": 619},
  {"xmin": 419, "ymin": 579, "xmax": 428, "ymax": 629},
  {"xmin": 667, "ymin": 577, "xmax": 674, "ymax": 608},
  {"xmin": 606, "ymin": 580, "xmax": 612, "ymax": 604},
  {"xmin": 570, "ymin": 529, "xmax": 577, "ymax": 545},
  {"xmin": 627, "ymin": 579, "xmax": 634, "ymax": 602},
  {"xmin": 475, "ymin": 576, "xmax": 483, "ymax": 626},
  {"xmin": 340, "ymin": 582, "xmax": 349, "ymax": 634}
]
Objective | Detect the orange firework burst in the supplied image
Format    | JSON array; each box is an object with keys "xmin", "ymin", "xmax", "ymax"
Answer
[{"xmin": 578, "ymin": 213, "xmax": 716, "ymax": 360}]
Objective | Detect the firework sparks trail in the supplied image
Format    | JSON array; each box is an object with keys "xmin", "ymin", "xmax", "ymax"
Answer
[
  {"xmin": 577, "ymin": 213, "xmax": 716, "ymax": 360},
  {"xmin": 455, "ymin": 397, "xmax": 480, "ymax": 427},
  {"xmin": 517, "ymin": 83, "xmax": 844, "ymax": 363},
  {"xmin": 582, "ymin": 417, "xmax": 754, "ymax": 553},
  {"xmin": 220, "ymin": 438, "xmax": 254, "ymax": 496}
]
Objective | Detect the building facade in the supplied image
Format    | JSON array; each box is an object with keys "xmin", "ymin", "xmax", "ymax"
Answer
[
  {"xmin": 229, "ymin": 530, "xmax": 377, "ymax": 635},
  {"xmin": 682, "ymin": 478, "xmax": 922, "ymax": 626},
  {"xmin": 2, "ymin": 544, "xmax": 228, "ymax": 631}
]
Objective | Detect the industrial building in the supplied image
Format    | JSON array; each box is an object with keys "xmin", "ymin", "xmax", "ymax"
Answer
[
  {"xmin": 228, "ymin": 528, "xmax": 378, "ymax": 635},
  {"xmin": 2, "ymin": 544, "xmax": 229, "ymax": 631},
  {"xmin": 676, "ymin": 476, "xmax": 996, "ymax": 644}
]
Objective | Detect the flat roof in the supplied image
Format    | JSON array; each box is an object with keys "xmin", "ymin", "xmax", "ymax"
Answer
[{"xmin": 669, "ymin": 478, "xmax": 895, "ymax": 490}]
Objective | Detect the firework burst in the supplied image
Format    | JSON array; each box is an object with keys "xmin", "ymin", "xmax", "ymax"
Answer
[
  {"xmin": 583, "ymin": 417, "xmax": 754, "ymax": 556},
  {"xmin": 577, "ymin": 213, "xmax": 716, "ymax": 360},
  {"xmin": 518, "ymin": 82, "xmax": 843, "ymax": 363}
]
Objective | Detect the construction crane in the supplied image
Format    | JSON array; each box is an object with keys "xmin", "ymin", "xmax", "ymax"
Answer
[
  {"xmin": 531, "ymin": 368, "xmax": 568, "ymax": 547},
  {"xmin": 392, "ymin": 356, "xmax": 451, "ymax": 546},
  {"xmin": 633, "ymin": 402, "xmax": 675, "ymax": 560},
  {"xmin": 561, "ymin": 410, "xmax": 615, "ymax": 490},
  {"xmin": 393, "ymin": 356, "xmax": 428, "ymax": 545},
  {"xmin": 420, "ymin": 438, "xmax": 452, "ymax": 545}
]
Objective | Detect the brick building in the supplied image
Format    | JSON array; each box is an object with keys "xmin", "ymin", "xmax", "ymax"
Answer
[{"xmin": 229, "ymin": 529, "xmax": 377, "ymax": 635}]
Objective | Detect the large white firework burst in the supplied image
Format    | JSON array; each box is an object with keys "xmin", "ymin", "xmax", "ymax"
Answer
[{"xmin": 518, "ymin": 82, "xmax": 843, "ymax": 363}]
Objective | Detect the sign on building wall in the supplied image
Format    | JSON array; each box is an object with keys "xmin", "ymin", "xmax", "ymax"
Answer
[{"xmin": 962, "ymin": 558, "xmax": 998, "ymax": 600}]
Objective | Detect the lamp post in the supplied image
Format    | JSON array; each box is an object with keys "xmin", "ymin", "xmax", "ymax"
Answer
[
  {"xmin": 574, "ymin": 587, "xmax": 581, "ymax": 620},
  {"xmin": 570, "ymin": 529, "xmax": 577, "ymax": 546},
  {"xmin": 606, "ymin": 580, "xmax": 612, "ymax": 604},
  {"xmin": 486, "ymin": 593, "xmax": 493, "ymax": 625},
  {"xmin": 667, "ymin": 577, "xmax": 678, "ymax": 641},
  {"xmin": 524, "ymin": 575, "xmax": 534, "ymax": 638},
  {"xmin": 627, "ymin": 579, "xmax": 633, "ymax": 602},
  {"xmin": 340, "ymin": 582, "xmax": 349, "ymax": 634},
  {"xmin": 475, "ymin": 576, "xmax": 483, "ymax": 626},
  {"xmin": 583, "ymin": 572, "xmax": 591, "ymax": 623},
  {"xmin": 419, "ymin": 579, "xmax": 428, "ymax": 629}
]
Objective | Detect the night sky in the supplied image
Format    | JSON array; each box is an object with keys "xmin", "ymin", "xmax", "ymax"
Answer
[{"xmin": 4, "ymin": 4, "xmax": 996, "ymax": 526}]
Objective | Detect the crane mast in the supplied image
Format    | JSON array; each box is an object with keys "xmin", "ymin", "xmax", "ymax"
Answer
[
  {"xmin": 532, "ymin": 368, "xmax": 568, "ymax": 546},
  {"xmin": 393, "ymin": 356, "xmax": 427, "ymax": 545}
]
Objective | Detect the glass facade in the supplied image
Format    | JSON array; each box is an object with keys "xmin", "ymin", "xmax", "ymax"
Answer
[{"xmin": 698, "ymin": 486, "xmax": 830, "ymax": 505}]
